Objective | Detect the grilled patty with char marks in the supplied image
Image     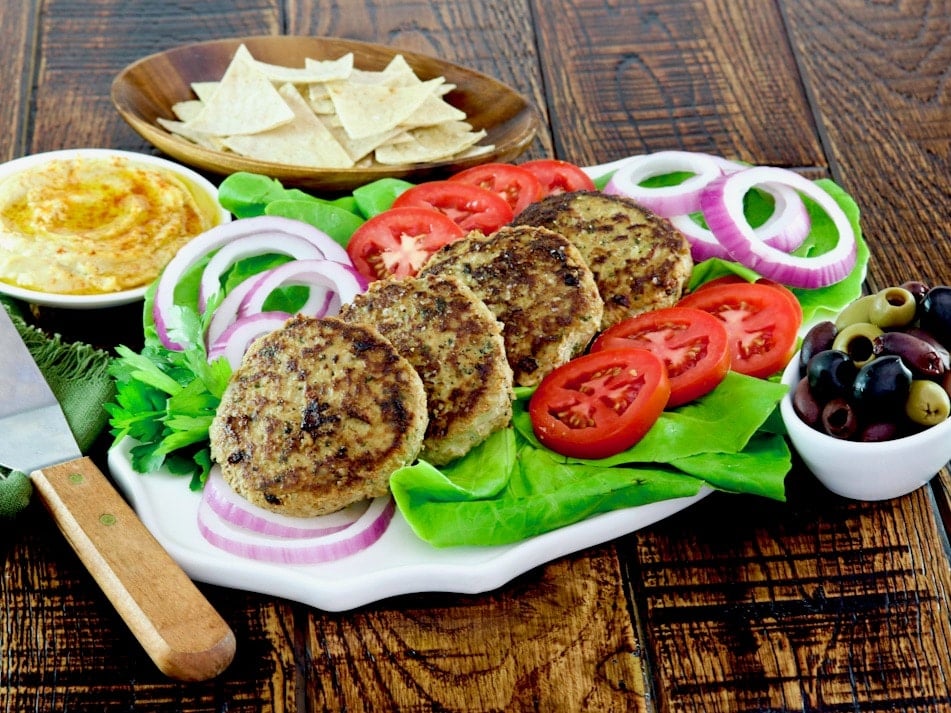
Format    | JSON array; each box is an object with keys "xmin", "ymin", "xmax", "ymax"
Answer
[
  {"xmin": 511, "ymin": 190, "xmax": 693, "ymax": 329},
  {"xmin": 420, "ymin": 224, "xmax": 603, "ymax": 387},
  {"xmin": 339, "ymin": 273, "xmax": 513, "ymax": 466},
  {"xmin": 209, "ymin": 315, "xmax": 427, "ymax": 517}
]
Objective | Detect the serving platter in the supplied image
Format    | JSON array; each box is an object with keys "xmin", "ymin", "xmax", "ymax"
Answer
[
  {"xmin": 104, "ymin": 155, "xmax": 867, "ymax": 611},
  {"xmin": 111, "ymin": 35, "xmax": 539, "ymax": 192},
  {"xmin": 107, "ymin": 438, "xmax": 710, "ymax": 611}
]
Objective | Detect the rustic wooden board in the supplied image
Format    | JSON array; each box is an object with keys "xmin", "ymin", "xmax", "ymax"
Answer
[{"xmin": 1, "ymin": 0, "xmax": 950, "ymax": 711}]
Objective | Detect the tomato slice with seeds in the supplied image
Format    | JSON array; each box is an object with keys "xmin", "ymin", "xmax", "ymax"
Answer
[
  {"xmin": 345, "ymin": 207, "xmax": 465, "ymax": 281},
  {"xmin": 528, "ymin": 348, "xmax": 670, "ymax": 460},
  {"xmin": 449, "ymin": 163, "xmax": 543, "ymax": 216},
  {"xmin": 676, "ymin": 281, "xmax": 801, "ymax": 379},
  {"xmin": 590, "ymin": 307, "xmax": 731, "ymax": 407},
  {"xmin": 519, "ymin": 159, "xmax": 596, "ymax": 196},
  {"xmin": 391, "ymin": 180, "xmax": 514, "ymax": 233},
  {"xmin": 693, "ymin": 274, "xmax": 804, "ymax": 325}
]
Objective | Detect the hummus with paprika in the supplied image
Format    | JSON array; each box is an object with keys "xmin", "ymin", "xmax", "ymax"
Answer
[{"xmin": 0, "ymin": 155, "xmax": 220, "ymax": 295}]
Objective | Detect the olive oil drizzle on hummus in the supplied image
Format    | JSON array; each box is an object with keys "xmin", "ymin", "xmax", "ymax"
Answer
[{"xmin": 0, "ymin": 156, "xmax": 219, "ymax": 295}]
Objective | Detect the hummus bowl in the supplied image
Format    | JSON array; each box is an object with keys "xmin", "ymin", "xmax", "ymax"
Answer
[{"xmin": 0, "ymin": 148, "xmax": 230, "ymax": 309}]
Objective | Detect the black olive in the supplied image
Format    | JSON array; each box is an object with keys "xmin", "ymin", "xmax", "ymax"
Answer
[
  {"xmin": 904, "ymin": 327, "xmax": 951, "ymax": 370},
  {"xmin": 851, "ymin": 354, "xmax": 912, "ymax": 415},
  {"xmin": 872, "ymin": 331, "xmax": 947, "ymax": 378},
  {"xmin": 792, "ymin": 377, "xmax": 821, "ymax": 427},
  {"xmin": 900, "ymin": 280, "xmax": 930, "ymax": 304},
  {"xmin": 821, "ymin": 398, "xmax": 858, "ymax": 439},
  {"xmin": 920, "ymin": 286, "xmax": 951, "ymax": 348},
  {"xmin": 798, "ymin": 321, "xmax": 837, "ymax": 374},
  {"xmin": 807, "ymin": 349, "xmax": 858, "ymax": 401},
  {"xmin": 858, "ymin": 421, "xmax": 902, "ymax": 442}
]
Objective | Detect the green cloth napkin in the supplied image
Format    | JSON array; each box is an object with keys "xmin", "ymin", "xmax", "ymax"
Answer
[{"xmin": 0, "ymin": 297, "xmax": 116, "ymax": 518}]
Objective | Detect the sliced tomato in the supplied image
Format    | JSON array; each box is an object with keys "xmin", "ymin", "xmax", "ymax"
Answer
[
  {"xmin": 590, "ymin": 307, "xmax": 731, "ymax": 407},
  {"xmin": 694, "ymin": 274, "xmax": 805, "ymax": 326},
  {"xmin": 519, "ymin": 159, "xmax": 596, "ymax": 196},
  {"xmin": 449, "ymin": 163, "xmax": 543, "ymax": 216},
  {"xmin": 755, "ymin": 278, "xmax": 804, "ymax": 325},
  {"xmin": 391, "ymin": 180, "xmax": 514, "ymax": 233},
  {"xmin": 528, "ymin": 348, "xmax": 670, "ymax": 460},
  {"xmin": 345, "ymin": 207, "xmax": 464, "ymax": 281},
  {"xmin": 676, "ymin": 282, "xmax": 801, "ymax": 379}
]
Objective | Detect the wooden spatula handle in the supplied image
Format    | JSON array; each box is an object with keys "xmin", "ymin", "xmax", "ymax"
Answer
[{"xmin": 30, "ymin": 457, "xmax": 236, "ymax": 681}]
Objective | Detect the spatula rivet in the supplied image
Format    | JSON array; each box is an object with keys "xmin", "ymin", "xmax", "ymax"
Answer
[
  {"xmin": 99, "ymin": 513, "xmax": 117, "ymax": 526},
  {"xmin": 68, "ymin": 473, "xmax": 84, "ymax": 484}
]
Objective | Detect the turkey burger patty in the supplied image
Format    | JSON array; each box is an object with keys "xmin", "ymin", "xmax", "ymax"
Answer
[
  {"xmin": 340, "ymin": 273, "xmax": 514, "ymax": 466},
  {"xmin": 209, "ymin": 314, "xmax": 428, "ymax": 517}
]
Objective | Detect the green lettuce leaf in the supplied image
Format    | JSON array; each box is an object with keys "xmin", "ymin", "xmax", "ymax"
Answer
[{"xmin": 391, "ymin": 372, "xmax": 790, "ymax": 547}]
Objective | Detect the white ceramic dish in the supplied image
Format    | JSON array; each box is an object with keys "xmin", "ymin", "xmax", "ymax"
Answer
[
  {"xmin": 104, "ymin": 157, "xmax": 868, "ymax": 610},
  {"xmin": 780, "ymin": 352, "xmax": 951, "ymax": 500},
  {"xmin": 107, "ymin": 438, "xmax": 710, "ymax": 611},
  {"xmin": 0, "ymin": 148, "xmax": 230, "ymax": 309}
]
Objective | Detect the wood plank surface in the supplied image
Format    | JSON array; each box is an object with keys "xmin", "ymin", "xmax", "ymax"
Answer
[{"xmin": 1, "ymin": 0, "xmax": 950, "ymax": 711}]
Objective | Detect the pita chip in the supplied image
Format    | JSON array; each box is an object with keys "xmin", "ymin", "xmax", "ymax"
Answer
[
  {"xmin": 184, "ymin": 45, "xmax": 294, "ymax": 136},
  {"xmin": 222, "ymin": 83, "xmax": 353, "ymax": 168},
  {"xmin": 328, "ymin": 77, "xmax": 444, "ymax": 139}
]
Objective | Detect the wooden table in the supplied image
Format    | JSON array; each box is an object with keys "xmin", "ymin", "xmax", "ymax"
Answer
[{"xmin": 3, "ymin": 1, "xmax": 950, "ymax": 711}]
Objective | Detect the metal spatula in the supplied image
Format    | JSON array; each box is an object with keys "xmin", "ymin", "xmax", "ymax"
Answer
[{"xmin": 0, "ymin": 305, "xmax": 235, "ymax": 681}]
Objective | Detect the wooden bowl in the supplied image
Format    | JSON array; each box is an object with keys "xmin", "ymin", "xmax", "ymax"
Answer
[{"xmin": 111, "ymin": 35, "xmax": 539, "ymax": 192}]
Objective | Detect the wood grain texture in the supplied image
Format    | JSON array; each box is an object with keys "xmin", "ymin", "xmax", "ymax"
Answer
[
  {"xmin": 780, "ymin": 0, "xmax": 951, "ymax": 291},
  {"xmin": 0, "ymin": 1, "xmax": 39, "ymax": 161},
  {"xmin": 304, "ymin": 548, "xmax": 647, "ymax": 712},
  {"xmin": 2, "ymin": 505, "xmax": 290, "ymax": 712},
  {"xmin": 630, "ymin": 474, "xmax": 951, "ymax": 711},
  {"xmin": 527, "ymin": 0, "xmax": 826, "ymax": 169},
  {"xmin": 29, "ymin": 0, "xmax": 283, "ymax": 154},
  {"xmin": 1, "ymin": 0, "xmax": 950, "ymax": 711}
]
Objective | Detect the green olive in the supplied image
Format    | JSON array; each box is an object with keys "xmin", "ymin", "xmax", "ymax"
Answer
[
  {"xmin": 831, "ymin": 322, "xmax": 884, "ymax": 367},
  {"xmin": 905, "ymin": 379, "xmax": 951, "ymax": 426},
  {"xmin": 869, "ymin": 287, "xmax": 918, "ymax": 328},
  {"xmin": 834, "ymin": 294, "xmax": 877, "ymax": 329}
]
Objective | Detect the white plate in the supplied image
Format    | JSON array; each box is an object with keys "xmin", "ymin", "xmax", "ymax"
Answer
[
  {"xmin": 107, "ymin": 438, "xmax": 710, "ymax": 611},
  {"xmin": 0, "ymin": 148, "xmax": 230, "ymax": 309},
  {"xmin": 106, "ymin": 155, "xmax": 852, "ymax": 611}
]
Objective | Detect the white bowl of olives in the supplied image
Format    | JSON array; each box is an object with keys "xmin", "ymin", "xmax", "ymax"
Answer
[{"xmin": 780, "ymin": 281, "xmax": 951, "ymax": 500}]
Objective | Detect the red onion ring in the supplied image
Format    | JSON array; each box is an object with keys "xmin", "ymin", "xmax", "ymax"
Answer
[
  {"xmin": 239, "ymin": 259, "xmax": 366, "ymax": 318},
  {"xmin": 750, "ymin": 182, "xmax": 812, "ymax": 252},
  {"xmin": 154, "ymin": 216, "xmax": 350, "ymax": 350},
  {"xmin": 204, "ymin": 259, "xmax": 367, "ymax": 360},
  {"xmin": 201, "ymin": 466, "xmax": 370, "ymax": 538},
  {"xmin": 198, "ymin": 235, "xmax": 329, "ymax": 312},
  {"xmin": 197, "ymin": 492, "xmax": 395, "ymax": 564},
  {"xmin": 699, "ymin": 167, "xmax": 857, "ymax": 288},
  {"xmin": 205, "ymin": 277, "xmax": 259, "ymax": 349},
  {"xmin": 207, "ymin": 311, "xmax": 293, "ymax": 369},
  {"xmin": 604, "ymin": 150, "xmax": 723, "ymax": 215},
  {"xmin": 603, "ymin": 153, "xmax": 812, "ymax": 271},
  {"xmin": 669, "ymin": 213, "xmax": 732, "ymax": 262},
  {"xmin": 672, "ymin": 179, "xmax": 811, "ymax": 262}
]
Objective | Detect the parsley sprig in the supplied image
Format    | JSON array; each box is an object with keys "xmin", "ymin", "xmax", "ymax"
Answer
[{"xmin": 105, "ymin": 302, "xmax": 231, "ymax": 490}]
